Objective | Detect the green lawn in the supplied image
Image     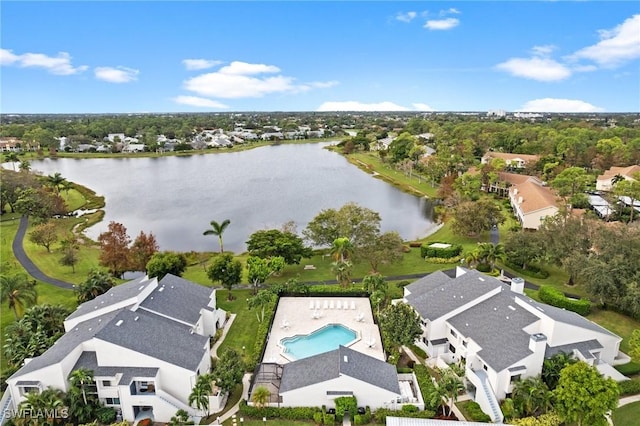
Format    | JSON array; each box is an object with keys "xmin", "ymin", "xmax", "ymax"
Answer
[
  {"xmin": 587, "ymin": 309, "xmax": 640, "ymax": 354},
  {"xmin": 216, "ymin": 289, "xmax": 261, "ymax": 365},
  {"xmin": 613, "ymin": 401, "xmax": 640, "ymax": 426}
]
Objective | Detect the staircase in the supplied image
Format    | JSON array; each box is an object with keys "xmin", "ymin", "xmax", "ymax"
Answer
[
  {"xmin": 470, "ymin": 369, "xmax": 503, "ymax": 423},
  {"xmin": 0, "ymin": 391, "xmax": 13, "ymax": 425}
]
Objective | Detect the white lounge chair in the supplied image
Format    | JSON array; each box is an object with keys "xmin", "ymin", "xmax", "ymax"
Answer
[
  {"xmin": 367, "ymin": 338, "xmax": 375, "ymax": 348},
  {"xmin": 309, "ymin": 300, "xmax": 315, "ymax": 310},
  {"xmin": 281, "ymin": 320, "xmax": 290, "ymax": 329},
  {"xmin": 336, "ymin": 300, "xmax": 342, "ymax": 309},
  {"xmin": 355, "ymin": 312, "xmax": 365, "ymax": 322},
  {"xmin": 315, "ymin": 300, "xmax": 321, "ymax": 310},
  {"xmin": 343, "ymin": 300, "xmax": 349, "ymax": 309},
  {"xmin": 351, "ymin": 301, "xmax": 356, "ymax": 310},
  {"xmin": 323, "ymin": 300, "xmax": 329, "ymax": 310},
  {"xmin": 329, "ymin": 300, "xmax": 334, "ymax": 309}
]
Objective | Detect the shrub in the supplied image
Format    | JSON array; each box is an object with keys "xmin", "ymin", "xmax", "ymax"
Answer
[
  {"xmin": 396, "ymin": 280, "xmax": 411, "ymax": 289},
  {"xmin": 504, "ymin": 261, "xmax": 550, "ymax": 279},
  {"xmin": 538, "ymin": 286, "xmax": 591, "ymax": 316},
  {"xmin": 373, "ymin": 408, "xmax": 435, "ymax": 422},
  {"xmin": 409, "ymin": 344, "xmax": 427, "ymax": 359},
  {"xmin": 95, "ymin": 407, "xmax": 117, "ymax": 424},
  {"xmin": 409, "ymin": 242, "xmax": 423, "ymax": 248},
  {"xmin": 323, "ymin": 413, "xmax": 336, "ymax": 424},
  {"xmin": 238, "ymin": 398, "xmax": 319, "ymax": 420},
  {"xmin": 512, "ymin": 412, "xmax": 562, "ymax": 426},
  {"xmin": 619, "ymin": 378, "xmax": 640, "ymax": 395},
  {"xmin": 313, "ymin": 411, "xmax": 324, "ymax": 424},
  {"xmin": 420, "ymin": 242, "xmax": 462, "ymax": 259},
  {"xmin": 414, "ymin": 365, "xmax": 439, "ymax": 411},
  {"xmin": 424, "ymin": 256, "xmax": 462, "ymax": 264},
  {"xmin": 476, "ymin": 263, "xmax": 492, "ymax": 272},
  {"xmin": 401, "ymin": 404, "xmax": 418, "ymax": 413},
  {"xmin": 397, "ymin": 367, "xmax": 413, "ymax": 373},
  {"xmin": 335, "ymin": 396, "xmax": 357, "ymax": 418},
  {"xmin": 462, "ymin": 401, "xmax": 491, "ymax": 422},
  {"xmin": 616, "ymin": 361, "xmax": 640, "ymax": 376}
]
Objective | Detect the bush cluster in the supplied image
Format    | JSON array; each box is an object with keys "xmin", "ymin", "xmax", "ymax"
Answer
[
  {"xmin": 247, "ymin": 302, "xmax": 276, "ymax": 369},
  {"xmin": 462, "ymin": 401, "xmax": 491, "ymax": 422},
  {"xmin": 538, "ymin": 286, "xmax": 591, "ymax": 316},
  {"xmin": 505, "ymin": 261, "xmax": 550, "ymax": 279},
  {"xmin": 414, "ymin": 365, "xmax": 439, "ymax": 411},
  {"xmin": 619, "ymin": 378, "xmax": 640, "ymax": 395},
  {"xmin": 424, "ymin": 256, "xmax": 462, "ymax": 264},
  {"xmin": 373, "ymin": 408, "xmax": 435, "ymax": 423},
  {"xmin": 615, "ymin": 361, "xmax": 640, "ymax": 376},
  {"xmin": 420, "ymin": 242, "xmax": 462, "ymax": 259},
  {"xmin": 238, "ymin": 401, "xmax": 320, "ymax": 421}
]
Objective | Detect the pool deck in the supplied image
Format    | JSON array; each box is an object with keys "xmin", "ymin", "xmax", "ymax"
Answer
[{"xmin": 262, "ymin": 296, "xmax": 385, "ymax": 364}]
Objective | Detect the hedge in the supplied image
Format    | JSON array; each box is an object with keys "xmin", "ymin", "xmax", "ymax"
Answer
[
  {"xmin": 619, "ymin": 378, "xmax": 640, "ymax": 396},
  {"xmin": 615, "ymin": 361, "xmax": 640, "ymax": 376},
  {"xmin": 424, "ymin": 256, "xmax": 462, "ymax": 264},
  {"xmin": 420, "ymin": 242, "xmax": 462, "ymax": 259},
  {"xmin": 414, "ymin": 365, "xmax": 439, "ymax": 411},
  {"xmin": 373, "ymin": 408, "xmax": 435, "ymax": 423},
  {"xmin": 247, "ymin": 301, "xmax": 277, "ymax": 369},
  {"xmin": 504, "ymin": 261, "xmax": 550, "ymax": 279},
  {"xmin": 459, "ymin": 401, "xmax": 491, "ymax": 422},
  {"xmin": 238, "ymin": 401, "xmax": 320, "ymax": 421},
  {"xmin": 538, "ymin": 286, "xmax": 591, "ymax": 316}
]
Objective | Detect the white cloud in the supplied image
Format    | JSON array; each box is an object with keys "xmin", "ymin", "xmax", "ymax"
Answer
[
  {"xmin": 183, "ymin": 61, "xmax": 335, "ymax": 98},
  {"xmin": 440, "ymin": 8, "xmax": 461, "ymax": 16},
  {"xmin": 94, "ymin": 66, "xmax": 139, "ymax": 83},
  {"xmin": 412, "ymin": 103, "xmax": 435, "ymax": 111},
  {"xmin": 531, "ymin": 45, "xmax": 556, "ymax": 57},
  {"xmin": 317, "ymin": 101, "xmax": 412, "ymax": 112},
  {"xmin": 496, "ymin": 57, "xmax": 571, "ymax": 81},
  {"xmin": 571, "ymin": 14, "xmax": 640, "ymax": 67},
  {"xmin": 0, "ymin": 48, "xmax": 87, "ymax": 75},
  {"xmin": 396, "ymin": 11, "xmax": 417, "ymax": 23},
  {"xmin": 172, "ymin": 96, "xmax": 229, "ymax": 108},
  {"xmin": 182, "ymin": 59, "xmax": 223, "ymax": 70},
  {"xmin": 424, "ymin": 18, "xmax": 460, "ymax": 31},
  {"xmin": 517, "ymin": 98, "xmax": 604, "ymax": 113}
]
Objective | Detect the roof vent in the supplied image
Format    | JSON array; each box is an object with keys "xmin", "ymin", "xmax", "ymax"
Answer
[
  {"xmin": 493, "ymin": 307, "xmax": 497, "ymax": 311},
  {"xmin": 441, "ymin": 288, "xmax": 444, "ymax": 291},
  {"xmin": 189, "ymin": 329, "xmax": 194, "ymax": 334},
  {"xmin": 465, "ymin": 323, "xmax": 469, "ymax": 327},
  {"xmin": 478, "ymin": 277, "xmax": 485, "ymax": 282},
  {"xmin": 134, "ymin": 316, "xmax": 139, "ymax": 321},
  {"xmin": 344, "ymin": 356, "xmax": 348, "ymax": 363},
  {"xmin": 138, "ymin": 285, "xmax": 144, "ymax": 290},
  {"xmin": 506, "ymin": 316, "xmax": 509, "ymax": 320},
  {"xmin": 116, "ymin": 320, "xmax": 123, "ymax": 327},
  {"xmin": 158, "ymin": 287, "xmax": 164, "ymax": 292},
  {"xmin": 508, "ymin": 305, "xmax": 516, "ymax": 311},
  {"xmin": 171, "ymin": 286, "xmax": 175, "ymax": 289},
  {"xmin": 453, "ymin": 295, "xmax": 456, "ymax": 298}
]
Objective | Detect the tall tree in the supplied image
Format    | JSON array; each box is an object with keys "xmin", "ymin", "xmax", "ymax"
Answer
[
  {"xmin": 613, "ymin": 172, "xmax": 640, "ymax": 223},
  {"xmin": 0, "ymin": 273, "xmax": 37, "ymax": 320},
  {"xmin": 542, "ymin": 352, "xmax": 576, "ymax": 390},
  {"xmin": 330, "ymin": 237, "xmax": 354, "ymax": 262},
  {"xmin": 188, "ymin": 374, "xmax": 212, "ymax": 417},
  {"xmin": 59, "ymin": 235, "xmax": 80, "ymax": 273},
  {"xmin": 68, "ymin": 368, "xmax": 94, "ymax": 405},
  {"xmin": 146, "ymin": 252, "xmax": 187, "ymax": 279},
  {"xmin": 207, "ymin": 253, "xmax": 242, "ymax": 300},
  {"xmin": 45, "ymin": 172, "xmax": 67, "ymax": 194},
  {"xmin": 247, "ymin": 289, "xmax": 275, "ymax": 323},
  {"xmin": 97, "ymin": 221, "xmax": 131, "ymax": 278},
  {"xmin": 511, "ymin": 377, "xmax": 552, "ymax": 417},
  {"xmin": 211, "ymin": 348, "xmax": 245, "ymax": 392},
  {"xmin": 303, "ymin": 203, "xmax": 381, "ymax": 249},
  {"xmin": 554, "ymin": 361, "xmax": 619, "ymax": 426},
  {"xmin": 378, "ymin": 302, "xmax": 422, "ymax": 351},
  {"xmin": 246, "ymin": 256, "xmax": 284, "ymax": 293},
  {"xmin": 451, "ymin": 199, "xmax": 504, "ymax": 237},
  {"xmin": 438, "ymin": 369, "xmax": 465, "ymax": 417},
  {"xmin": 331, "ymin": 260, "xmax": 353, "ymax": 288},
  {"xmin": 19, "ymin": 387, "xmax": 67, "ymax": 426},
  {"xmin": 251, "ymin": 386, "xmax": 271, "ymax": 409},
  {"xmin": 203, "ymin": 219, "xmax": 231, "ymax": 253},
  {"xmin": 550, "ymin": 167, "xmax": 592, "ymax": 208},
  {"xmin": 29, "ymin": 221, "xmax": 58, "ymax": 253},
  {"xmin": 129, "ymin": 231, "xmax": 159, "ymax": 272},
  {"xmin": 362, "ymin": 273, "xmax": 387, "ymax": 295},
  {"xmin": 475, "ymin": 242, "xmax": 506, "ymax": 271},
  {"xmin": 246, "ymin": 229, "xmax": 312, "ymax": 264}
]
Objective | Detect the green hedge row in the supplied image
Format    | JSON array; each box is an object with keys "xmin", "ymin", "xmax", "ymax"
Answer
[
  {"xmin": 414, "ymin": 365, "xmax": 439, "ymax": 412},
  {"xmin": 619, "ymin": 378, "xmax": 640, "ymax": 396},
  {"xmin": 373, "ymin": 408, "xmax": 435, "ymax": 423},
  {"xmin": 424, "ymin": 256, "xmax": 462, "ymax": 264},
  {"xmin": 238, "ymin": 401, "xmax": 320, "ymax": 421},
  {"xmin": 615, "ymin": 362, "xmax": 640, "ymax": 376},
  {"xmin": 538, "ymin": 286, "xmax": 591, "ymax": 316},
  {"xmin": 420, "ymin": 242, "xmax": 462, "ymax": 259},
  {"xmin": 247, "ymin": 302, "xmax": 276, "ymax": 369},
  {"xmin": 504, "ymin": 261, "xmax": 550, "ymax": 279}
]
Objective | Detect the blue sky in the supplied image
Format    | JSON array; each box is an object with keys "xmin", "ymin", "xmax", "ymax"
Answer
[{"xmin": 1, "ymin": 1, "xmax": 639, "ymax": 113}]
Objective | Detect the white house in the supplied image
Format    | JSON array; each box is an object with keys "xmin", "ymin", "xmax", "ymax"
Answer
[
  {"xmin": 596, "ymin": 165, "xmax": 640, "ymax": 191},
  {"xmin": 509, "ymin": 180, "xmax": 559, "ymax": 230},
  {"xmin": 481, "ymin": 152, "xmax": 540, "ymax": 169},
  {"xmin": 107, "ymin": 133, "xmax": 126, "ymax": 143},
  {"xmin": 276, "ymin": 346, "xmax": 423, "ymax": 410},
  {"xmin": 5, "ymin": 275, "xmax": 226, "ymax": 424},
  {"xmin": 404, "ymin": 268, "xmax": 625, "ymax": 422}
]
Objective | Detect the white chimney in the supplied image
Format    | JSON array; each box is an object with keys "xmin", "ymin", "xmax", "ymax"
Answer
[
  {"xmin": 518, "ymin": 196, "xmax": 523, "ymax": 204},
  {"xmin": 511, "ymin": 277, "xmax": 525, "ymax": 294}
]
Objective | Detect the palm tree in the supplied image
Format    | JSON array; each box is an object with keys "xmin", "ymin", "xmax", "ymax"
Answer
[
  {"xmin": 19, "ymin": 160, "xmax": 31, "ymax": 173},
  {"xmin": 330, "ymin": 237, "xmax": 354, "ymax": 262},
  {"xmin": 45, "ymin": 172, "xmax": 66, "ymax": 194},
  {"xmin": 464, "ymin": 250, "xmax": 480, "ymax": 269},
  {"xmin": 0, "ymin": 273, "xmax": 37, "ymax": 320},
  {"xmin": 203, "ymin": 219, "xmax": 231, "ymax": 253},
  {"xmin": 439, "ymin": 370, "xmax": 464, "ymax": 417},
  {"xmin": 251, "ymin": 386, "xmax": 271, "ymax": 408},
  {"xmin": 331, "ymin": 260, "xmax": 353, "ymax": 287},
  {"xmin": 476, "ymin": 242, "xmax": 506, "ymax": 271},
  {"xmin": 512, "ymin": 376, "xmax": 552, "ymax": 417},
  {"xmin": 188, "ymin": 374, "xmax": 212, "ymax": 416},
  {"xmin": 20, "ymin": 387, "xmax": 66, "ymax": 426},
  {"xmin": 68, "ymin": 368, "xmax": 94, "ymax": 405},
  {"xmin": 75, "ymin": 269, "xmax": 114, "ymax": 303},
  {"xmin": 247, "ymin": 289, "xmax": 275, "ymax": 323}
]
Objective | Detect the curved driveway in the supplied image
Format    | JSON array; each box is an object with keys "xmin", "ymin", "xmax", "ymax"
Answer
[{"xmin": 12, "ymin": 216, "xmax": 74, "ymax": 290}]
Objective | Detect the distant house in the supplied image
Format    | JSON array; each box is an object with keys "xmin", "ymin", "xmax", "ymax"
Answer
[
  {"xmin": 5, "ymin": 275, "xmax": 227, "ymax": 424},
  {"xmin": 122, "ymin": 143, "xmax": 146, "ymax": 153},
  {"xmin": 0, "ymin": 137, "xmax": 23, "ymax": 152},
  {"xmin": 107, "ymin": 133, "xmax": 125, "ymax": 143},
  {"xmin": 596, "ymin": 165, "xmax": 640, "ymax": 191},
  {"xmin": 509, "ymin": 180, "xmax": 559, "ymax": 229},
  {"xmin": 404, "ymin": 268, "xmax": 625, "ymax": 422},
  {"xmin": 481, "ymin": 152, "xmax": 540, "ymax": 169},
  {"xmin": 261, "ymin": 132, "xmax": 284, "ymax": 141},
  {"xmin": 487, "ymin": 172, "xmax": 542, "ymax": 196}
]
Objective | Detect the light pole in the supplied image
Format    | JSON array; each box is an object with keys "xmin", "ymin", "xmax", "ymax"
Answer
[{"xmin": 263, "ymin": 417, "xmax": 267, "ymax": 424}]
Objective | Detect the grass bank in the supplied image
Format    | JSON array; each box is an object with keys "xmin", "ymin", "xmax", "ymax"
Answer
[{"xmin": 613, "ymin": 401, "xmax": 640, "ymax": 426}]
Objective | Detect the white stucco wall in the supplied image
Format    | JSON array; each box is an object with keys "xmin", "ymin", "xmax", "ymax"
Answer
[{"xmin": 280, "ymin": 375, "xmax": 400, "ymax": 409}]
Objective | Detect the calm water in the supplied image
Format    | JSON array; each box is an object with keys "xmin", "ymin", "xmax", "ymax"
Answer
[
  {"xmin": 281, "ymin": 323, "xmax": 357, "ymax": 360},
  {"xmin": 29, "ymin": 143, "xmax": 436, "ymax": 252}
]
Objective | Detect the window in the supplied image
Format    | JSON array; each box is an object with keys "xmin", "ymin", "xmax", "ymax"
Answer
[
  {"xmin": 102, "ymin": 380, "xmax": 112, "ymax": 387},
  {"xmin": 511, "ymin": 374, "xmax": 521, "ymax": 382},
  {"xmin": 462, "ymin": 340, "xmax": 468, "ymax": 348},
  {"xmin": 105, "ymin": 398, "xmax": 120, "ymax": 405},
  {"xmin": 449, "ymin": 343, "xmax": 456, "ymax": 354},
  {"xmin": 450, "ymin": 329, "xmax": 457, "ymax": 338},
  {"xmin": 483, "ymin": 364, "xmax": 488, "ymax": 371},
  {"xmin": 19, "ymin": 387, "xmax": 39, "ymax": 396}
]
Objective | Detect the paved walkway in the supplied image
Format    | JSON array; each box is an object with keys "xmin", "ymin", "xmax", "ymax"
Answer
[
  {"xmin": 12, "ymin": 215, "xmax": 74, "ymax": 290},
  {"xmin": 211, "ymin": 373, "xmax": 252, "ymax": 425},
  {"xmin": 210, "ymin": 313, "xmax": 236, "ymax": 359}
]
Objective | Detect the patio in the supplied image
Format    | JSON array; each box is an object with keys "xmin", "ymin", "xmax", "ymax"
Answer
[{"xmin": 262, "ymin": 297, "xmax": 385, "ymax": 364}]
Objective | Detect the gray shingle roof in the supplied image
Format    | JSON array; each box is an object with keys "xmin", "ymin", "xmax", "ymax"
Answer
[
  {"xmin": 66, "ymin": 276, "xmax": 153, "ymax": 321},
  {"xmin": 404, "ymin": 270, "xmax": 452, "ymax": 297},
  {"xmin": 517, "ymin": 295, "xmax": 618, "ymax": 337},
  {"xmin": 9, "ymin": 309, "xmax": 123, "ymax": 379},
  {"xmin": 545, "ymin": 339, "xmax": 603, "ymax": 360},
  {"xmin": 405, "ymin": 270, "xmax": 502, "ymax": 321},
  {"xmin": 72, "ymin": 351, "xmax": 159, "ymax": 384},
  {"xmin": 138, "ymin": 274, "xmax": 214, "ymax": 325},
  {"xmin": 448, "ymin": 289, "xmax": 539, "ymax": 372},
  {"xmin": 94, "ymin": 309, "xmax": 208, "ymax": 371},
  {"xmin": 280, "ymin": 346, "xmax": 400, "ymax": 394}
]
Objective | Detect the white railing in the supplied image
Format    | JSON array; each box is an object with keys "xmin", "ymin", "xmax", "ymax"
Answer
[
  {"xmin": 0, "ymin": 390, "xmax": 13, "ymax": 425},
  {"xmin": 468, "ymin": 369, "xmax": 503, "ymax": 423},
  {"xmin": 155, "ymin": 388, "xmax": 192, "ymax": 412}
]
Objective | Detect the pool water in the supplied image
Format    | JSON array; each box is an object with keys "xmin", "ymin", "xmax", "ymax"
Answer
[{"xmin": 281, "ymin": 324, "xmax": 357, "ymax": 360}]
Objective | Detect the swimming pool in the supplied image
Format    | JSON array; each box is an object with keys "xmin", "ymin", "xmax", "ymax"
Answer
[{"xmin": 281, "ymin": 323, "xmax": 358, "ymax": 360}]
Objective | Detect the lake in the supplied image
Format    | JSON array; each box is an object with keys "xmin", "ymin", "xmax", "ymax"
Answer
[{"xmin": 29, "ymin": 143, "xmax": 436, "ymax": 252}]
